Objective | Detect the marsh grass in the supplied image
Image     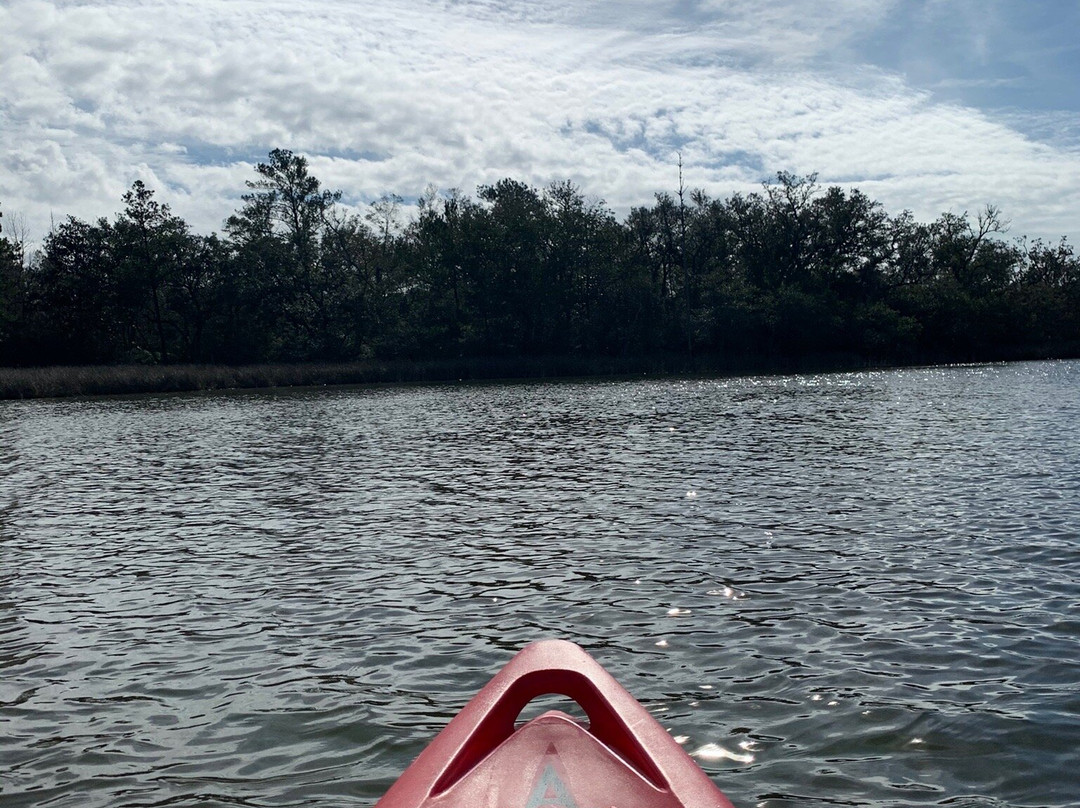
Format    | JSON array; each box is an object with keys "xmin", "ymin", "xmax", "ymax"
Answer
[
  {"xmin": 0, "ymin": 361, "xmax": 409, "ymax": 400},
  {"xmin": 0, "ymin": 357, "xmax": 610, "ymax": 400},
  {"xmin": 0, "ymin": 352, "xmax": 880, "ymax": 400}
]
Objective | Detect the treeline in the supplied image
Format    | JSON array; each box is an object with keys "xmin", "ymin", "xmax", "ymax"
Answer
[{"xmin": 1, "ymin": 149, "xmax": 1078, "ymax": 370}]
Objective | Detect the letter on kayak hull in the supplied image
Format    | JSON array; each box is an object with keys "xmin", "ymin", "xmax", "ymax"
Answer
[{"xmin": 376, "ymin": 639, "xmax": 736, "ymax": 808}]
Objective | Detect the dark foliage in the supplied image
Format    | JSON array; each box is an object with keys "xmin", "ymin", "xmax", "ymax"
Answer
[{"xmin": 2, "ymin": 154, "xmax": 1078, "ymax": 373}]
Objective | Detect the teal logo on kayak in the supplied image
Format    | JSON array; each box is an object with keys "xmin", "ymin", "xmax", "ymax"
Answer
[{"xmin": 524, "ymin": 747, "xmax": 578, "ymax": 808}]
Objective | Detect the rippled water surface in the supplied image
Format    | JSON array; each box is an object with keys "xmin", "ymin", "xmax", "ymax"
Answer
[{"xmin": 2, "ymin": 360, "xmax": 1079, "ymax": 808}]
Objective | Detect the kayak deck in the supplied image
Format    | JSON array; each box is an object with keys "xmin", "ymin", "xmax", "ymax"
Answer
[{"xmin": 375, "ymin": 639, "xmax": 736, "ymax": 808}]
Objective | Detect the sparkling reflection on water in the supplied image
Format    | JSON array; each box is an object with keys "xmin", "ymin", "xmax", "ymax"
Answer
[{"xmin": 1, "ymin": 360, "xmax": 1078, "ymax": 808}]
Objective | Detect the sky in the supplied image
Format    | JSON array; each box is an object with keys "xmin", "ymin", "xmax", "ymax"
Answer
[{"xmin": 2, "ymin": 0, "xmax": 1080, "ymax": 248}]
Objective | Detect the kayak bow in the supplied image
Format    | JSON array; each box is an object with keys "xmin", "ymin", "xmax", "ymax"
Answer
[{"xmin": 375, "ymin": 639, "xmax": 736, "ymax": 808}]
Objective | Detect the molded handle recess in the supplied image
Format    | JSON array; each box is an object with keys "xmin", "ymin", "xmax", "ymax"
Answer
[
  {"xmin": 375, "ymin": 640, "xmax": 735, "ymax": 808},
  {"xmin": 432, "ymin": 660, "xmax": 668, "ymax": 793}
]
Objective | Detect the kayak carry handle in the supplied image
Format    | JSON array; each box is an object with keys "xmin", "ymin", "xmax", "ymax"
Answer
[
  {"xmin": 432, "ymin": 641, "xmax": 668, "ymax": 794},
  {"xmin": 376, "ymin": 640, "xmax": 737, "ymax": 808}
]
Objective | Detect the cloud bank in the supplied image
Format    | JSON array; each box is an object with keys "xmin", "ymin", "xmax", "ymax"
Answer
[{"xmin": 2, "ymin": 0, "xmax": 1078, "ymax": 245}]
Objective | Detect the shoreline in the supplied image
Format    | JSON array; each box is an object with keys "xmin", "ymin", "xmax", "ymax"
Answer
[{"xmin": 0, "ymin": 349, "xmax": 1073, "ymax": 401}]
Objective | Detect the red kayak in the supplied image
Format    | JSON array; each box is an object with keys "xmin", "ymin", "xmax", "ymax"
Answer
[{"xmin": 376, "ymin": 640, "xmax": 736, "ymax": 808}]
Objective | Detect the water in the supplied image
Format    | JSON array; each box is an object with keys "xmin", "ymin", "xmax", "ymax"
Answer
[{"xmin": 1, "ymin": 360, "xmax": 1078, "ymax": 808}]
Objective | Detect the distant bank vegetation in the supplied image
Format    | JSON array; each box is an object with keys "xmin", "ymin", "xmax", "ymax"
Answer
[{"xmin": 1, "ymin": 149, "xmax": 1077, "ymax": 397}]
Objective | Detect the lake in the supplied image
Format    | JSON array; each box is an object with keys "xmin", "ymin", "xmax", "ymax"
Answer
[{"xmin": 1, "ymin": 360, "xmax": 1078, "ymax": 808}]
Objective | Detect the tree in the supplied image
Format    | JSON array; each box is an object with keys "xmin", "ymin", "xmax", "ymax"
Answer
[
  {"xmin": 806, "ymin": 186, "xmax": 890, "ymax": 297},
  {"xmin": 0, "ymin": 207, "xmax": 32, "ymax": 268},
  {"xmin": 1020, "ymin": 237, "xmax": 1079, "ymax": 289},
  {"xmin": 883, "ymin": 211, "xmax": 936, "ymax": 289},
  {"xmin": 169, "ymin": 233, "xmax": 230, "ymax": 362},
  {"xmin": 27, "ymin": 216, "xmax": 117, "ymax": 363},
  {"xmin": 474, "ymin": 179, "xmax": 547, "ymax": 353},
  {"xmin": 542, "ymin": 181, "xmax": 624, "ymax": 354},
  {"xmin": 399, "ymin": 187, "xmax": 480, "ymax": 356},
  {"xmin": 930, "ymin": 205, "xmax": 1017, "ymax": 292},
  {"xmin": 1008, "ymin": 237, "xmax": 1080, "ymax": 351},
  {"xmin": 762, "ymin": 171, "xmax": 820, "ymax": 288},
  {"xmin": 0, "ymin": 216, "xmax": 23, "ymax": 358},
  {"xmin": 318, "ymin": 209, "xmax": 385, "ymax": 358},
  {"xmin": 231, "ymin": 149, "xmax": 340, "ymax": 267},
  {"xmin": 8, "ymin": 160, "xmax": 1079, "ymax": 371},
  {"xmin": 681, "ymin": 191, "xmax": 748, "ymax": 356},
  {"xmin": 225, "ymin": 149, "xmax": 344, "ymax": 360},
  {"xmin": 111, "ymin": 181, "xmax": 193, "ymax": 362}
]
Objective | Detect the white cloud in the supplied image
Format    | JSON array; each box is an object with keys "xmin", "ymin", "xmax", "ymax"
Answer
[{"xmin": 1, "ymin": 0, "xmax": 1078, "ymax": 246}]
